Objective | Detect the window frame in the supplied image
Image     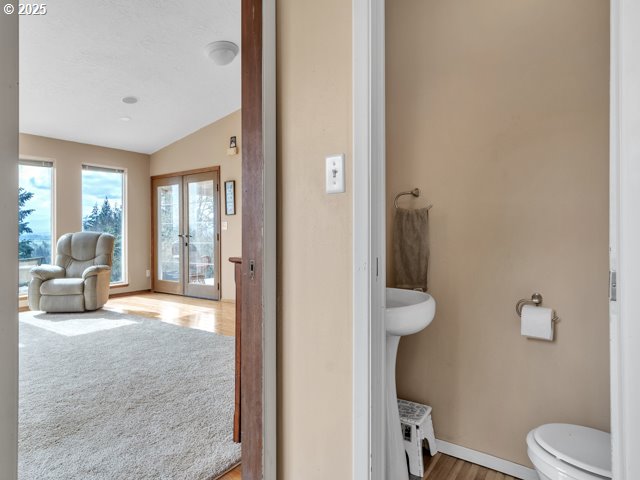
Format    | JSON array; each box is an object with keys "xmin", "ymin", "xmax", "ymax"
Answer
[
  {"xmin": 81, "ymin": 163, "xmax": 128, "ymax": 287},
  {"xmin": 18, "ymin": 156, "xmax": 56, "ymax": 299}
]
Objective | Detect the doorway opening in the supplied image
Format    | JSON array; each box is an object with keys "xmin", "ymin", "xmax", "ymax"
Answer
[
  {"xmin": 152, "ymin": 168, "xmax": 222, "ymax": 300},
  {"xmin": 354, "ymin": 1, "xmax": 624, "ymax": 480},
  {"xmin": 7, "ymin": 0, "xmax": 276, "ymax": 479}
]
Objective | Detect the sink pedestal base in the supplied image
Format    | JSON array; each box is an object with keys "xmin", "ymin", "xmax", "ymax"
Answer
[
  {"xmin": 386, "ymin": 333, "xmax": 409, "ymax": 480},
  {"xmin": 384, "ymin": 288, "xmax": 436, "ymax": 480}
]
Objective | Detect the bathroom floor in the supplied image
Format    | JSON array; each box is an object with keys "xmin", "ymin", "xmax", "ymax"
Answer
[{"xmin": 416, "ymin": 453, "xmax": 519, "ymax": 480}]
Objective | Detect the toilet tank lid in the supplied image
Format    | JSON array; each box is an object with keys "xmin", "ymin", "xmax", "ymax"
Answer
[{"xmin": 534, "ymin": 424, "xmax": 612, "ymax": 478}]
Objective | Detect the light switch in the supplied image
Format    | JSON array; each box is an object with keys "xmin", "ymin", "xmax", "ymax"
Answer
[
  {"xmin": 325, "ymin": 154, "xmax": 345, "ymax": 194},
  {"xmin": 222, "ymin": 221, "xmax": 228, "ymax": 231}
]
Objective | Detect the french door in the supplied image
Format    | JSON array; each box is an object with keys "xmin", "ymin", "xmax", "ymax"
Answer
[{"xmin": 153, "ymin": 169, "xmax": 221, "ymax": 300}]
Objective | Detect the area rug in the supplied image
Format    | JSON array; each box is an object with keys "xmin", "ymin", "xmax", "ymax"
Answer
[{"xmin": 19, "ymin": 309, "xmax": 240, "ymax": 480}]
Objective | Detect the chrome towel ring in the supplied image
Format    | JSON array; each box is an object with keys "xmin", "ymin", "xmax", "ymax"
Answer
[{"xmin": 394, "ymin": 188, "xmax": 433, "ymax": 210}]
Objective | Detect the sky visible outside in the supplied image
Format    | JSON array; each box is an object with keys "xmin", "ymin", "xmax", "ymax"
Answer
[
  {"xmin": 18, "ymin": 165, "xmax": 124, "ymax": 235},
  {"xmin": 81, "ymin": 170, "xmax": 124, "ymax": 218},
  {"xmin": 19, "ymin": 164, "xmax": 52, "ymax": 237}
]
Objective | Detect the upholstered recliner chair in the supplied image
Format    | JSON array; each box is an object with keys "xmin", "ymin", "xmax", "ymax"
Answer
[{"xmin": 29, "ymin": 232, "xmax": 115, "ymax": 313}]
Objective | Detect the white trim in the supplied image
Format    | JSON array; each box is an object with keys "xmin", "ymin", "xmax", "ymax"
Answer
[
  {"xmin": 370, "ymin": 0, "xmax": 387, "ymax": 476},
  {"xmin": 352, "ymin": 0, "xmax": 372, "ymax": 478},
  {"xmin": 262, "ymin": 0, "xmax": 277, "ymax": 478},
  {"xmin": 353, "ymin": 0, "xmax": 386, "ymax": 478},
  {"xmin": 609, "ymin": 0, "xmax": 622, "ymax": 478},
  {"xmin": 611, "ymin": 1, "xmax": 640, "ymax": 478},
  {"xmin": 436, "ymin": 440, "xmax": 538, "ymax": 480}
]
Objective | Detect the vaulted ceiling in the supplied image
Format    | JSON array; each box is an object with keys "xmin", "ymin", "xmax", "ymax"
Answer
[{"xmin": 19, "ymin": 0, "xmax": 240, "ymax": 154}]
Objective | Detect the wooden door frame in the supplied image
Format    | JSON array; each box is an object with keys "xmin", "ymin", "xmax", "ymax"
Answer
[
  {"xmin": 150, "ymin": 166, "xmax": 221, "ymax": 298},
  {"xmin": 241, "ymin": 0, "xmax": 276, "ymax": 479}
]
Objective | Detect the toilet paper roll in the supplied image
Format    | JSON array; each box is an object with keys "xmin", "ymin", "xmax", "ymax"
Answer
[{"xmin": 521, "ymin": 304, "xmax": 554, "ymax": 341}]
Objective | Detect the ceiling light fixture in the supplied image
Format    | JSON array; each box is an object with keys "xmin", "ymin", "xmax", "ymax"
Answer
[
  {"xmin": 119, "ymin": 116, "xmax": 131, "ymax": 122},
  {"xmin": 122, "ymin": 96, "xmax": 138, "ymax": 104},
  {"xmin": 205, "ymin": 41, "xmax": 239, "ymax": 66}
]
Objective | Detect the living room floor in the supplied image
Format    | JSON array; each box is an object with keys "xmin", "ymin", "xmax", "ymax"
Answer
[
  {"xmin": 107, "ymin": 292, "xmax": 241, "ymax": 480},
  {"xmin": 107, "ymin": 292, "xmax": 236, "ymax": 335}
]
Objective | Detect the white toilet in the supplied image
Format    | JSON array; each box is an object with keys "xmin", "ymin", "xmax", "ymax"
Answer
[{"xmin": 527, "ymin": 424, "xmax": 611, "ymax": 480}]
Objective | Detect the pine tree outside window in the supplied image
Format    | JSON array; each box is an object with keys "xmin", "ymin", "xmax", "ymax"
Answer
[
  {"xmin": 18, "ymin": 159, "xmax": 54, "ymax": 295},
  {"xmin": 81, "ymin": 165, "xmax": 126, "ymax": 284}
]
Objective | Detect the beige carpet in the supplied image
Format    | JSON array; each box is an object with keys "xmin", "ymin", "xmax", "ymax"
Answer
[{"xmin": 19, "ymin": 309, "xmax": 240, "ymax": 480}]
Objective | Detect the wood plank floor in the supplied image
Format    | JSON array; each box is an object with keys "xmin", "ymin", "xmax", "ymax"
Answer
[
  {"xmin": 107, "ymin": 292, "xmax": 236, "ymax": 336},
  {"xmin": 107, "ymin": 292, "xmax": 242, "ymax": 479},
  {"xmin": 217, "ymin": 466, "xmax": 242, "ymax": 480},
  {"xmin": 421, "ymin": 453, "xmax": 519, "ymax": 480}
]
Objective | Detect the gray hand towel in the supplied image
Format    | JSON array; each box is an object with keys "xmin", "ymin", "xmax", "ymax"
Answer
[{"xmin": 393, "ymin": 207, "xmax": 430, "ymax": 292}]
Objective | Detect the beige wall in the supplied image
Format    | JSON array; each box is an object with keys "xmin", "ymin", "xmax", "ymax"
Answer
[
  {"xmin": 150, "ymin": 110, "xmax": 241, "ymax": 301},
  {"xmin": 19, "ymin": 134, "xmax": 151, "ymax": 295},
  {"xmin": 0, "ymin": 7, "xmax": 19, "ymax": 479},
  {"xmin": 387, "ymin": 0, "xmax": 610, "ymax": 466},
  {"xmin": 277, "ymin": 0, "xmax": 353, "ymax": 478}
]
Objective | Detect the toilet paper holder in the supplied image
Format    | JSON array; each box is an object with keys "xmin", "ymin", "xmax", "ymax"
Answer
[{"xmin": 515, "ymin": 293, "xmax": 560, "ymax": 322}]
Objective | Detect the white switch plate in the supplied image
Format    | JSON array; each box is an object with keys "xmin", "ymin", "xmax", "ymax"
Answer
[
  {"xmin": 325, "ymin": 154, "xmax": 345, "ymax": 194},
  {"xmin": 222, "ymin": 221, "xmax": 228, "ymax": 231},
  {"xmin": 146, "ymin": 269, "xmax": 151, "ymax": 278}
]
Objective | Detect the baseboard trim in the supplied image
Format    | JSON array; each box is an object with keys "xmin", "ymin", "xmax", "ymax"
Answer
[
  {"xmin": 436, "ymin": 439, "xmax": 538, "ymax": 480},
  {"xmin": 109, "ymin": 289, "xmax": 152, "ymax": 299}
]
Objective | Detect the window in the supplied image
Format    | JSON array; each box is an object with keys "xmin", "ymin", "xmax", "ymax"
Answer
[
  {"xmin": 81, "ymin": 165, "xmax": 126, "ymax": 284},
  {"xmin": 18, "ymin": 160, "xmax": 54, "ymax": 295}
]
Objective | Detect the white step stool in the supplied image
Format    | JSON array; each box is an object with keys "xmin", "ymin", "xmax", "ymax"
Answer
[{"xmin": 398, "ymin": 399, "xmax": 438, "ymax": 478}]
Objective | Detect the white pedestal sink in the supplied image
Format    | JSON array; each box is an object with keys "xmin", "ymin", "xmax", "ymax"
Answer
[{"xmin": 385, "ymin": 288, "xmax": 436, "ymax": 480}]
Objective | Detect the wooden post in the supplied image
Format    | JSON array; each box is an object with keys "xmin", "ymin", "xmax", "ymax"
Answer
[{"xmin": 229, "ymin": 257, "xmax": 242, "ymax": 443}]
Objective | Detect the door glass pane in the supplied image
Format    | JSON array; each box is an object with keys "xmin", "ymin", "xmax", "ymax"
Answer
[
  {"xmin": 19, "ymin": 163, "xmax": 54, "ymax": 295},
  {"xmin": 187, "ymin": 180, "xmax": 215, "ymax": 286},
  {"xmin": 158, "ymin": 184, "xmax": 181, "ymax": 282}
]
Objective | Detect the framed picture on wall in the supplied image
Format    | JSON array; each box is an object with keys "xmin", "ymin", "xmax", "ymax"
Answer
[{"xmin": 225, "ymin": 180, "xmax": 236, "ymax": 215}]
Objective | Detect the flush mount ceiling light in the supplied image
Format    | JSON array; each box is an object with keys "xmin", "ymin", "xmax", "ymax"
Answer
[
  {"xmin": 205, "ymin": 41, "xmax": 239, "ymax": 66},
  {"xmin": 122, "ymin": 96, "xmax": 138, "ymax": 104},
  {"xmin": 119, "ymin": 116, "xmax": 131, "ymax": 122}
]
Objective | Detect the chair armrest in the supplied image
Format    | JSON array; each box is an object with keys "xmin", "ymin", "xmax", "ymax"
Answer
[
  {"xmin": 82, "ymin": 265, "xmax": 111, "ymax": 280},
  {"xmin": 30, "ymin": 265, "xmax": 65, "ymax": 281}
]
